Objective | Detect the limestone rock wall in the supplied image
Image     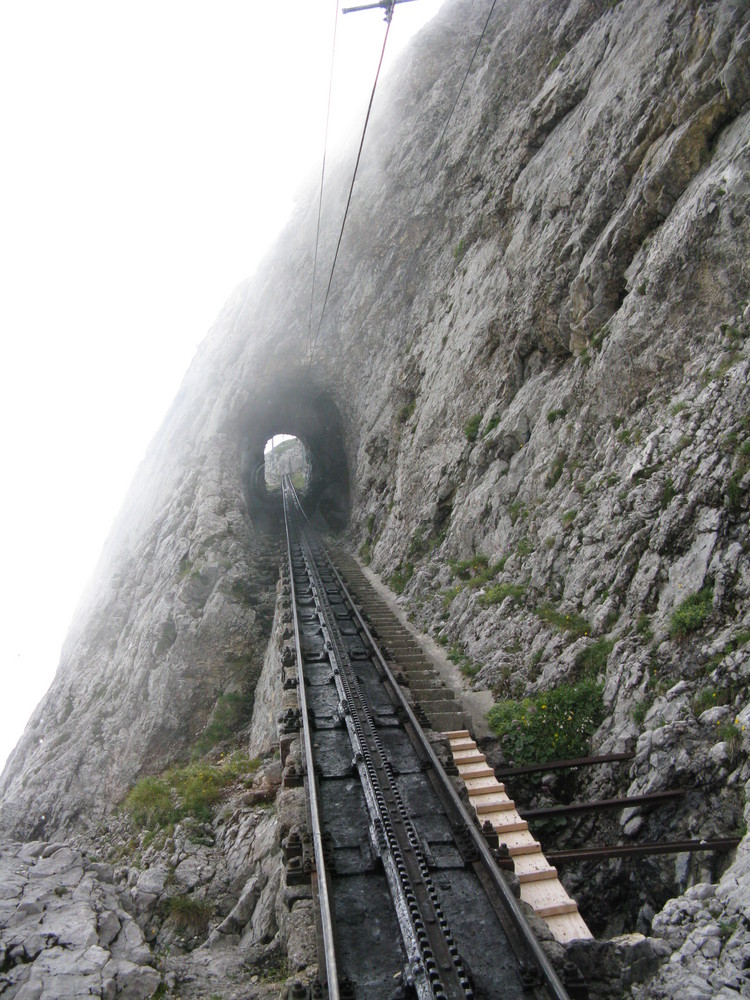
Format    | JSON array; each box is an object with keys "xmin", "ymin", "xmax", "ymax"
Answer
[{"xmin": 1, "ymin": 2, "xmax": 749, "ymax": 991}]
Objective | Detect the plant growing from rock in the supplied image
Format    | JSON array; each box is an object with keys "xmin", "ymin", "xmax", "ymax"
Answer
[
  {"xmin": 479, "ymin": 582, "xmax": 526, "ymax": 606},
  {"xmin": 535, "ymin": 603, "xmax": 591, "ymax": 637},
  {"xmin": 464, "ymin": 413, "xmax": 482, "ymax": 442},
  {"xmin": 574, "ymin": 637, "xmax": 614, "ymax": 675},
  {"xmin": 669, "ymin": 586, "xmax": 713, "ymax": 639},
  {"xmin": 487, "ymin": 676, "xmax": 604, "ymax": 765},
  {"xmin": 123, "ymin": 752, "xmax": 260, "ymax": 830},
  {"xmin": 167, "ymin": 895, "xmax": 213, "ymax": 932}
]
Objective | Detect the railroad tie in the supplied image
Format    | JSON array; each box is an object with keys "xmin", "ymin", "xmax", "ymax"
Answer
[{"xmin": 444, "ymin": 730, "xmax": 593, "ymax": 944}]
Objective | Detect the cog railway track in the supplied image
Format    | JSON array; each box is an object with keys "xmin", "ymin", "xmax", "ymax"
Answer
[{"xmin": 281, "ymin": 478, "xmax": 570, "ymax": 1000}]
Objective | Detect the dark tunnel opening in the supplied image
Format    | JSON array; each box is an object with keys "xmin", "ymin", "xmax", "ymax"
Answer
[{"xmin": 239, "ymin": 379, "xmax": 350, "ymax": 531}]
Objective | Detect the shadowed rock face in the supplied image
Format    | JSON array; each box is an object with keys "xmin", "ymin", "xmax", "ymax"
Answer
[{"xmin": 1, "ymin": 1, "xmax": 748, "ymax": 949}]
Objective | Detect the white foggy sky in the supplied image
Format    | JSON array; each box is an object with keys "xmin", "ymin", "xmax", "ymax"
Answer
[{"xmin": 0, "ymin": 0, "xmax": 446, "ymax": 771}]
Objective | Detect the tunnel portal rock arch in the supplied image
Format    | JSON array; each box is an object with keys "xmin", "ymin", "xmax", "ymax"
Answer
[{"xmin": 239, "ymin": 376, "xmax": 350, "ymax": 530}]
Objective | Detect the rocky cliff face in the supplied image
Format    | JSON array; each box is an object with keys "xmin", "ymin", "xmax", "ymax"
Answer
[{"xmin": 2, "ymin": 0, "xmax": 749, "ymax": 996}]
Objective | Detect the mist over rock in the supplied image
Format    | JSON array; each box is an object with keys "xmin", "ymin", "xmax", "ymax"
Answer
[{"xmin": 1, "ymin": 1, "xmax": 749, "ymax": 996}]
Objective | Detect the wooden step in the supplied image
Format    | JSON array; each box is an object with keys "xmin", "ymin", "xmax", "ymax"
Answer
[
  {"xmin": 484, "ymin": 816, "xmax": 529, "ymax": 833},
  {"xmin": 476, "ymin": 797, "xmax": 516, "ymax": 814},
  {"xmin": 444, "ymin": 729, "xmax": 471, "ymax": 740},
  {"xmin": 456, "ymin": 764, "xmax": 495, "ymax": 778},
  {"xmin": 531, "ymin": 901, "xmax": 580, "ymax": 919},
  {"xmin": 453, "ymin": 751, "xmax": 486, "ymax": 765},
  {"xmin": 465, "ymin": 781, "xmax": 506, "ymax": 796}
]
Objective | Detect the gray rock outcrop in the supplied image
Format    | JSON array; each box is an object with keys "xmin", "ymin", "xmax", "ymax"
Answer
[{"xmin": 1, "ymin": 0, "xmax": 749, "ymax": 996}]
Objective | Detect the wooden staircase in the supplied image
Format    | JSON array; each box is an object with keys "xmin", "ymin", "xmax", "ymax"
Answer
[{"xmin": 445, "ymin": 730, "xmax": 593, "ymax": 944}]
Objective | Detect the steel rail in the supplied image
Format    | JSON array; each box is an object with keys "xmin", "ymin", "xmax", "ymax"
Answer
[
  {"xmin": 319, "ymin": 546, "xmax": 571, "ymax": 1000},
  {"xmin": 494, "ymin": 752, "xmax": 635, "ymax": 778},
  {"xmin": 282, "ymin": 483, "xmax": 341, "ymax": 1000},
  {"xmin": 519, "ymin": 789, "xmax": 685, "ymax": 821},
  {"xmin": 288, "ymin": 489, "xmax": 465, "ymax": 998}
]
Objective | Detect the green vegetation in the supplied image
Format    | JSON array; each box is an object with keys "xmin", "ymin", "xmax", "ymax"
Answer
[
  {"xmin": 487, "ymin": 676, "xmax": 604, "ymax": 765},
  {"xmin": 516, "ymin": 537, "xmax": 534, "ymax": 558},
  {"xmin": 545, "ymin": 451, "xmax": 567, "ymax": 489},
  {"xmin": 508, "ymin": 500, "xmax": 526, "ymax": 524},
  {"xmin": 397, "ymin": 399, "xmax": 416, "ymax": 424},
  {"xmin": 635, "ymin": 613, "xmax": 654, "ymax": 642},
  {"xmin": 661, "ymin": 476, "xmax": 676, "ymax": 508},
  {"xmin": 193, "ymin": 691, "xmax": 253, "ymax": 755},
  {"xmin": 631, "ymin": 698, "xmax": 651, "ymax": 726},
  {"xmin": 447, "ymin": 643, "xmax": 480, "ymax": 678},
  {"xmin": 726, "ymin": 471, "xmax": 743, "ymax": 511},
  {"xmin": 669, "ymin": 586, "xmax": 713, "ymax": 639},
  {"xmin": 482, "ymin": 414, "xmax": 501, "ymax": 437},
  {"xmin": 536, "ymin": 603, "xmax": 591, "ymax": 637},
  {"xmin": 692, "ymin": 686, "xmax": 729, "ymax": 716},
  {"xmin": 465, "ymin": 414, "xmax": 482, "ymax": 442},
  {"xmin": 167, "ymin": 895, "xmax": 214, "ymax": 932},
  {"xmin": 574, "ymin": 637, "xmax": 614, "ymax": 675},
  {"xmin": 670, "ymin": 401, "xmax": 688, "ymax": 415},
  {"xmin": 561, "ymin": 509, "xmax": 577, "ymax": 526},
  {"xmin": 546, "ymin": 408, "xmax": 567, "ymax": 424},
  {"xmin": 123, "ymin": 752, "xmax": 260, "ymax": 830},
  {"xmin": 389, "ymin": 563, "xmax": 414, "ymax": 594},
  {"xmin": 453, "ymin": 238, "xmax": 466, "ymax": 261},
  {"xmin": 479, "ymin": 583, "xmax": 526, "ymax": 607}
]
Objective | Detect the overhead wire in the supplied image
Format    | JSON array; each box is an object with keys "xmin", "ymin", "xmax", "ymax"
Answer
[
  {"xmin": 409, "ymin": 0, "xmax": 499, "ymax": 218},
  {"xmin": 308, "ymin": 7, "xmax": 395, "ymax": 360},
  {"xmin": 306, "ymin": 0, "xmax": 341, "ymax": 360},
  {"xmin": 307, "ymin": 0, "xmax": 499, "ymax": 366}
]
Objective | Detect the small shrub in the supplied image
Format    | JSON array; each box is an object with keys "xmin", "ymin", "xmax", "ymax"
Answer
[
  {"xmin": 726, "ymin": 471, "xmax": 743, "ymax": 511},
  {"xmin": 487, "ymin": 676, "xmax": 605, "ymax": 764},
  {"xmin": 635, "ymin": 614, "xmax": 654, "ymax": 642},
  {"xmin": 516, "ymin": 537, "xmax": 534, "ymax": 558},
  {"xmin": 389, "ymin": 563, "xmax": 414, "ymax": 594},
  {"xmin": 670, "ymin": 401, "xmax": 688, "ymax": 415},
  {"xmin": 397, "ymin": 400, "xmax": 416, "ymax": 424},
  {"xmin": 442, "ymin": 585, "xmax": 463, "ymax": 608},
  {"xmin": 447, "ymin": 643, "xmax": 480, "ymax": 678},
  {"xmin": 561, "ymin": 509, "xmax": 577, "ymax": 526},
  {"xmin": 631, "ymin": 699, "xmax": 650, "ymax": 726},
  {"xmin": 574, "ymin": 638, "xmax": 614, "ymax": 675},
  {"xmin": 482, "ymin": 415, "xmax": 500, "ymax": 437},
  {"xmin": 536, "ymin": 604, "xmax": 591, "ymax": 637},
  {"xmin": 453, "ymin": 238, "xmax": 466, "ymax": 261},
  {"xmin": 508, "ymin": 500, "xmax": 526, "ymax": 524},
  {"xmin": 547, "ymin": 408, "xmax": 567, "ymax": 424},
  {"xmin": 479, "ymin": 583, "xmax": 526, "ymax": 606},
  {"xmin": 465, "ymin": 414, "xmax": 482, "ymax": 442},
  {"xmin": 124, "ymin": 777, "xmax": 177, "ymax": 829},
  {"xmin": 194, "ymin": 692, "xmax": 252, "ymax": 754},
  {"xmin": 123, "ymin": 752, "xmax": 259, "ymax": 830},
  {"xmin": 167, "ymin": 896, "xmax": 213, "ymax": 932},
  {"xmin": 692, "ymin": 687, "xmax": 729, "ymax": 716},
  {"xmin": 670, "ymin": 587, "xmax": 713, "ymax": 639},
  {"xmin": 661, "ymin": 476, "xmax": 676, "ymax": 508},
  {"xmin": 545, "ymin": 452, "xmax": 568, "ymax": 489}
]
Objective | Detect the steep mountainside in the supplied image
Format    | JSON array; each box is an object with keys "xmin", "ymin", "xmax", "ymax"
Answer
[{"xmin": 1, "ymin": 1, "xmax": 748, "ymax": 996}]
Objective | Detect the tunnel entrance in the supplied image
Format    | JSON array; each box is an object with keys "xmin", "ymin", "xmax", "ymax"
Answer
[
  {"xmin": 240, "ymin": 377, "xmax": 350, "ymax": 531},
  {"xmin": 264, "ymin": 435, "xmax": 310, "ymax": 493}
]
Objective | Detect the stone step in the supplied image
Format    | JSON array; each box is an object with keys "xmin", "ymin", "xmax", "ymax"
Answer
[{"xmin": 427, "ymin": 712, "xmax": 468, "ymax": 732}]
